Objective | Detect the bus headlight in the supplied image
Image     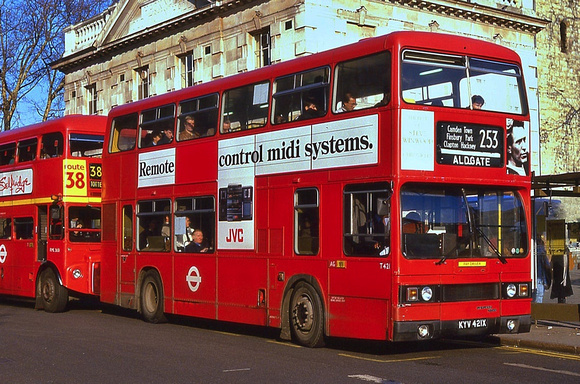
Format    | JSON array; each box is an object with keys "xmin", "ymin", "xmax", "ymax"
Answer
[
  {"xmin": 72, "ymin": 269, "xmax": 83, "ymax": 279},
  {"xmin": 506, "ymin": 283, "xmax": 517, "ymax": 298},
  {"xmin": 417, "ymin": 324, "xmax": 431, "ymax": 338},
  {"xmin": 421, "ymin": 286, "xmax": 433, "ymax": 302}
]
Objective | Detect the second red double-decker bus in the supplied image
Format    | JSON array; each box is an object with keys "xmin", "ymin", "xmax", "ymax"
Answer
[
  {"xmin": 101, "ymin": 31, "xmax": 532, "ymax": 346},
  {"xmin": 0, "ymin": 115, "xmax": 105, "ymax": 312}
]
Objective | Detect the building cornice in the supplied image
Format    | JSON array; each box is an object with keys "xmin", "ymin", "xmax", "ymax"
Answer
[
  {"xmin": 52, "ymin": 0, "xmax": 258, "ymax": 72},
  {"xmin": 386, "ymin": 0, "xmax": 549, "ymax": 33},
  {"xmin": 53, "ymin": 0, "xmax": 550, "ymax": 72}
]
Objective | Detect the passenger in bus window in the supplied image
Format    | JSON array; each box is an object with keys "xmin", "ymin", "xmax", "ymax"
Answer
[
  {"xmin": 1, "ymin": 219, "xmax": 11, "ymax": 239},
  {"xmin": 150, "ymin": 130, "xmax": 163, "ymax": 146},
  {"xmin": 471, "ymin": 95, "xmax": 485, "ymax": 110},
  {"xmin": 222, "ymin": 119, "xmax": 232, "ymax": 133},
  {"xmin": 296, "ymin": 98, "xmax": 320, "ymax": 121},
  {"xmin": 139, "ymin": 220, "xmax": 157, "ymax": 250},
  {"xmin": 179, "ymin": 115, "xmax": 197, "ymax": 141},
  {"xmin": 374, "ymin": 87, "xmax": 391, "ymax": 107},
  {"xmin": 338, "ymin": 93, "xmax": 357, "ymax": 113},
  {"xmin": 159, "ymin": 129, "xmax": 173, "ymax": 145},
  {"xmin": 403, "ymin": 212, "xmax": 424, "ymax": 234},
  {"xmin": 185, "ymin": 229, "xmax": 210, "ymax": 253},
  {"xmin": 175, "ymin": 216, "xmax": 195, "ymax": 251}
]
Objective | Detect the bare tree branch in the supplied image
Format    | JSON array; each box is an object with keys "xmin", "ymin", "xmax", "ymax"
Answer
[{"xmin": 0, "ymin": 0, "xmax": 113, "ymax": 130}]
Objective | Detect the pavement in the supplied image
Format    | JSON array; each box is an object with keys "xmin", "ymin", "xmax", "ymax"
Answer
[{"xmin": 487, "ymin": 268, "xmax": 580, "ymax": 355}]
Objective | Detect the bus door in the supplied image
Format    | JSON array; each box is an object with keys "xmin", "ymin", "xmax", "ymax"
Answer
[
  {"xmin": 328, "ymin": 182, "xmax": 392, "ymax": 339},
  {"xmin": 37, "ymin": 206, "xmax": 49, "ymax": 262},
  {"xmin": 119, "ymin": 204, "xmax": 136, "ymax": 305}
]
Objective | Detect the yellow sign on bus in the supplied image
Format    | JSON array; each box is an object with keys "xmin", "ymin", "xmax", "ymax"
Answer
[{"xmin": 63, "ymin": 159, "xmax": 88, "ymax": 196}]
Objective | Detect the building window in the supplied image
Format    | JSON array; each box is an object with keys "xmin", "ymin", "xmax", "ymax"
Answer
[
  {"xmin": 560, "ymin": 21, "xmax": 568, "ymax": 53},
  {"xmin": 86, "ymin": 84, "xmax": 98, "ymax": 115},
  {"xmin": 253, "ymin": 28, "xmax": 271, "ymax": 68},
  {"xmin": 182, "ymin": 53, "xmax": 195, "ymax": 88},
  {"xmin": 135, "ymin": 66, "xmax": 150, "ymax": 100}
]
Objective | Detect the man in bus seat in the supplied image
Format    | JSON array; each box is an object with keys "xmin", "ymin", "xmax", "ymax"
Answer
[
  {"xmin": 161, "ymin": 215, "xmax": 171, "ymax": 251},
  {"xmin": 175, "ymin": 216, "xmax": 195, "ymax": 251},
  {"xmin": 139, "ymin": 220, "xmax": 158, "ymax": 250},
  {"xmin": 142, "ymin": 130, "xmax": 163, "ymax": 147},
  {"xmin": 402, "ymin": 212, "xmax": 424, "ymax": 234},
  {"xmin": 185, "ymin": 229, "xmax": 210, "ymax": 253},
  {"xmin": 470, "ymin": 95, "xmax": 485, "ymax": 110},
  {"xmin": 159, "ymin": 128, "xmax": 173, "ymax": 145},
  {"xmin": 296, "ymin": 98, "xmax": 321, "ymax": 121},
  {"xmin": 506, "ymin": 122, "xmax": 528, "ymax": 176},
  {"xmin": 179, "ymin": 115, "xmax": 199, "ymax": 141},
  {"xmin": 338, "ymin": 93, "xmax": 357, "ymax": 112}
]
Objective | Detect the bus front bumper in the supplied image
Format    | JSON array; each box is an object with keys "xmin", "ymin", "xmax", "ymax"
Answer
[{"xmin": 392, "ymin": 315, "xmax": 531, "ymax": 342}]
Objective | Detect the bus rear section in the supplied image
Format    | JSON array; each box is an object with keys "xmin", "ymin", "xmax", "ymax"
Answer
[{"xmin": 0, "ymin": 116, "xmax": 105, "ymax": 312}]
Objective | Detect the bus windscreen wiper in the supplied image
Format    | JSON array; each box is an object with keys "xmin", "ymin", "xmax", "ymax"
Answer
[{"xmin": 457, "ymin": 188, "xmax": 507, "ymax": 265}]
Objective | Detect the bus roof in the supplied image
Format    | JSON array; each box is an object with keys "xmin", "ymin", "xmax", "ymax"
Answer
[{"xmin": 0, "ymin": 115, "xmax": 107, "ymax": 142}]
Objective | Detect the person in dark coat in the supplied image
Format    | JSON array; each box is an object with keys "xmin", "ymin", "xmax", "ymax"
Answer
[{"xmin": 550, "ymin": 246, "xmax": 573, "ymax": 303}]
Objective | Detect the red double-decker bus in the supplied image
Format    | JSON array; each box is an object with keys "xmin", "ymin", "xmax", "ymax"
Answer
[
  {"xmin": 101, "ymin": 31, "xmax": 532, "ymax": 346},
  {"xmin": 0, "ymin": 115, "xmax": 105, "ymax": 312}
]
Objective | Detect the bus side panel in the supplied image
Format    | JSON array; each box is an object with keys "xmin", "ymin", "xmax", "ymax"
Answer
[
  {"xmin": 328, "ymin": 298, "xmax": 389, "ymax": 340},
  {"xmin": 11, "ymin": 240, "xmax": 36, "ymax": 297},
  {"xmin": 173, "ymin": 253, "xmax": 217, "ymax": 319},
  {"xmin": 217, "ymin": 256, "xmax": 268, "ymax": 325},
  {"xmin": 328, "ymin": 262, "xmax": 391, "ymax": 339},
  {"xmin": 100, "ymin": 202, "xmax": 118, "ymax": 305},
  {"xmin": 0, "ymin": 241, "xmax": 16, "ymax": 295}
]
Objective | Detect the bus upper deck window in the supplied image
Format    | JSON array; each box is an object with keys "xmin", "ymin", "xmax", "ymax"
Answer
[
  {"xmin": 17, "ymin": 138, "xmax": 38, "ymax": 163},
  {"xmin": 401, "ymin": 50, "xmax": 526, "ymax": 114},
  {"xmin": 333, "ymin": 52, "xmax": 391, "ymax": 113},
  {"xmin": 178, "ymin": 94, "xmax": 218, "ymax": 139},
  {"xmin": 222, "ymin": 82, "xmax": 269, "ymax": 132},
  {"xmin": 140, "ymin": 104, "xmax": 176, "ymax": 148},
  {"xmin": 110, "ymin": 113, "xmax": 138, "ymax": 153},
  {"xmin": 272, "ymin": 68, "xmax": 329, "ymax": 124},
  {"xmin": 0, "ymin": 143, "xmax": 16, "ymax": 165},
  {"xmin": 41, "ymin": 132, "xmax": 64, "ymax": 159}
]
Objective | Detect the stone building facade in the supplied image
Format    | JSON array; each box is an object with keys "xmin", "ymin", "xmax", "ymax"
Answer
[{"xmin": 53, "ymin": 0, "xmax": 546, "ymax": 168}]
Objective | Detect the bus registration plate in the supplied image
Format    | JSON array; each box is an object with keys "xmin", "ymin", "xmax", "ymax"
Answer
[{"xmin": 458, "ymin": 319, "xmax": 487, "ymax": 329}]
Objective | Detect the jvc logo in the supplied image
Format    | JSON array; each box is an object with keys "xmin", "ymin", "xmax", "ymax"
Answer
[{"xmin": 225, "ymin": 228, "xmax": 244, "ymax": 243}]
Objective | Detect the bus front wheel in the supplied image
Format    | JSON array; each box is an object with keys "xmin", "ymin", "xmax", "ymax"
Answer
[
  {"xmin": 39, "ymin": 268, "xmax": 68, "ymax": 313},
  {"xmin": 290, "ymin": 281, "xmax": 325, "ymax": 348},
  {"xmin": 140, "ymin": 271, "xmax": 166, "ymax": 323}
]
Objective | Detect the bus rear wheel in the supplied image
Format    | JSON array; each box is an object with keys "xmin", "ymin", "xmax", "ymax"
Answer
[
  {"xmin": 140, "ymin": 271, "xmax": 166, "ymax": 323},
  {"xmin": 290, "ymin": 281, "xmax": 325, "ymax": 348},
  {"xmin": 39, "ymin": 268, "xmax": 68, "ymax": 313}
]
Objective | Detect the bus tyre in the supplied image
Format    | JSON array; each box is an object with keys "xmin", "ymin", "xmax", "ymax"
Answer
[
  {"xmin": 140, "ymin": 271, "xmax": 166, "ymax": 324},
  {"xmin": 290, "ymin": 281, "xmax": 325, "ymax": 348},
  {"xmin": 39, "ymin": 268, "xmax": 68, "ymax": 313}
]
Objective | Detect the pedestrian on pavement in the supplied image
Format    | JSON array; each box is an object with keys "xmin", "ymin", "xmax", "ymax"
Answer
[
  {"xmin": 550, "ymin": 246, "xmax": 574, "ymax": 303},
  {"xmin": 533, "ymin": 236, "xmax": 551, "ymax": 303}
]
